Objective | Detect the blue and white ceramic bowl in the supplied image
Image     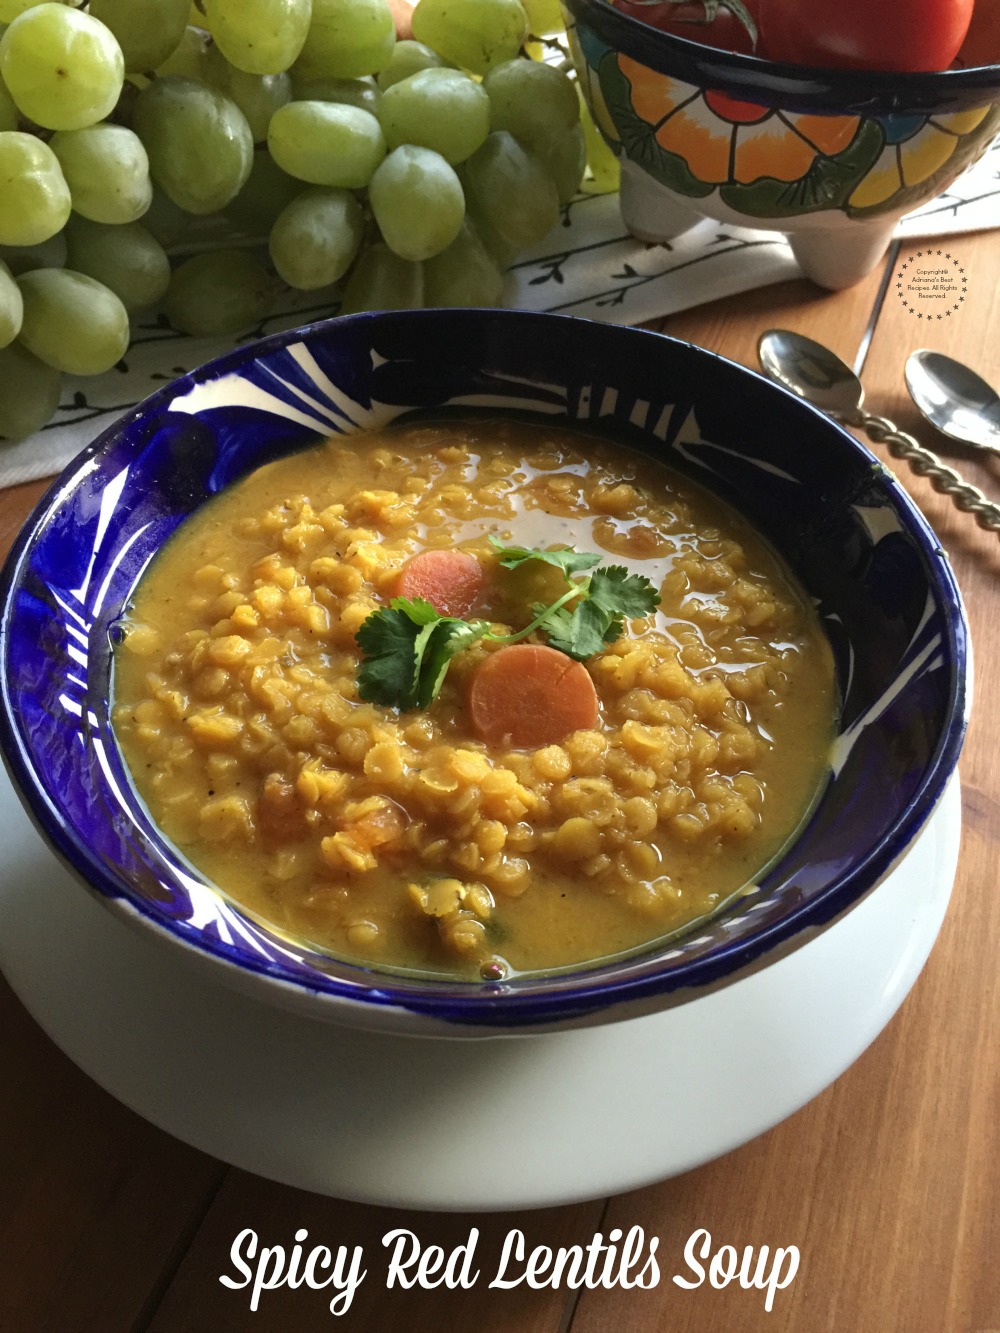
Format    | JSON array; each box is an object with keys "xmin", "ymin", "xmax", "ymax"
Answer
[{"xmin": 0, "ymin": 309, "xmax": 968, "ymax": 1036}]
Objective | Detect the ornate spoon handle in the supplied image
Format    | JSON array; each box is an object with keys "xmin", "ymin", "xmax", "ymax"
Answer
[{"xmin": 849, "ymin": 410, "xmax": 1000, "ymax": 537}]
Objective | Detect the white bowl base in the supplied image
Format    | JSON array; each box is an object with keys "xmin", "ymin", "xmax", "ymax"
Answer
[{"xmin": 0, "ymin": 767, "xmax": 960, "ymax": 1211}]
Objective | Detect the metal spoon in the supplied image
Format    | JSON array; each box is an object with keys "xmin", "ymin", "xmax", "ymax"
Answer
[
  {"xmin": 905, "ymin": 349, "xmax": 1000, "ymax": 454},
  {"xmin": 757, "ymin": 328, "xmax": 1000, "ymax": 538}
]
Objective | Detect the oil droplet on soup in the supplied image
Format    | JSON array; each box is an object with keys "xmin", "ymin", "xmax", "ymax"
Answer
[{"xmin": 112, "ymin": 418, "xmax": 836, "ymax": 979}]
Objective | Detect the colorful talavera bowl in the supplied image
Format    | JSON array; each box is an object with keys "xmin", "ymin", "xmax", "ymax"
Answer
[
  {"xmin": 563, "ymin": 0, "xmax": 1000, "ymax": 288},
  {"xmin": 0, "ymin": 310, "xmax": 968, "ymax": 1036}
]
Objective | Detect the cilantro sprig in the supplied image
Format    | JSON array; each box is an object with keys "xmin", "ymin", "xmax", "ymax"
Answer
[
  {"xmin": 356, "ymin": 600, "xmax": 491, "ymax": 710},
  {"xmin": 355, "ymin": 537, "xmax": 660, "ymax": 710}
]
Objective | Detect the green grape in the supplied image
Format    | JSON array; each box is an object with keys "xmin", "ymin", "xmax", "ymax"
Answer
[
  {"xmin": 537, "ymin": 121, "xmax": 585, "ymax": 204},
  {"xmin": 339, "ymin": 241, "xmax": 423, "ymax": 314},
  {"xmin": 133, "ymin": 76, "xmax": 253, "ymax": 214},
  {"xmin": 64, "ymin": 216, "xmax": 170, "ymax": 312},
  {"xmin": 376, "ymin": 39, "xmax": 444, "ymax": 91},
  {"xmin": 267, "ymin": 100, "xmax": 385, "ymax": 187},
  {"xmin": 223, "ymin": 149, "xmax": 302, "ymax": 233},
  {"xmin": 0, "ymin": 132, "xmax": 71, "ymax": 246},
  {"xmin": 289, "ymin": 74, "xmax": 380, "ymax": 114},
  {"xmin": 164, "ymin": 248, "xmax": 275, "ymax": 335},
  {"xmin": 293, "ymin": 0, "xmax": 395, "ymax": 81},
  {"xmin": 203, "ymin": 0, "xmax": 311, "ymax": 75},
  {"xmin": 0, "ymin": 0, "xmax": 35, "ymax": 18},
  {"xmin": 0, "ymin": 0, "xmax": 72, "ymax": 24},
  {"xmin": 0, "ymin": 5, "xmax": 125, "ymax": 132},
  {"xmin": 483, "ymin": 57, "xmax": 578, "ymax": 153},
  {"xmin": 49, "ymin": 123, "xmax": 152, "ymax": 224},
  {"xmin": 410, "ymin": 0, "xmax": 527, "ymax": 74},
  {"xmin": 189, "ymin": 1, "xmax": 211, "ymax": 30},
  {"xmin": 369, "ymin": 144, "xmax": 464, "ymax": 262},
  {"xmin": 462, "ymin": 130, "xmax": 559, "ymax": 250},
  {"xmin": 196, "ymin": 39, "xmax": 231, "ymax": 90},
  {"xmin": 464, "ymin": 206, "xmax": 519, "ymax": 268},
  {"xmin": 579, "ymin": 92, "xmax": 619, "ymax": 194},
  {"xmin": 0, "ymin": 69, "xmax": 16, "ymax": 129},
  {"xmin": 0, "ymin": 257, "xmax": 22, "ymax": 346},
  {"xmin": 521, "ymin": 0, "xmax": 563, "ymax": 34},
  {"xmin": 223, "ymin": 69, "xmax": 292, "ymax": 142},
  {"xmin": 88, "ymin": 0, "xmax": 189, "ymax": 74},
  {"xmin": 424, "ymin": 220, "xmax": 503, "ymax": 307},
  {"xmin": 0, "ymin": 231, "xmax": 68, "ymax": 273},
  {"xmin": 268, "ymin": 187, "xmax": 363, "ymax": 289},
  {"xmin": 155, "ymin": 25, "xmax": 216, "ymax": 80},
  {"xmin": 17, "ymin": 267, "xmax": 130, "ymax": 375},
  {"xmin": 0, "ymin": 341, "xmax": 61, "ymax": 439},
  {"xmin": 378, "ymin": 68, "xmax": 489, "ymax": 164},
  {"xmin": 141, "ymin": 185, "xmax": 191, "ymax": 246}
]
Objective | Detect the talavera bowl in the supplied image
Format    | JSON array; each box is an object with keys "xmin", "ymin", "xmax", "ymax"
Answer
[
  {"xmin": 563, "ymin": 0, "xmax": 1000, "ymax": 288},
  {"xmin": 0, "ymin": 309, "xmax": 968, "ymax": 1036}
]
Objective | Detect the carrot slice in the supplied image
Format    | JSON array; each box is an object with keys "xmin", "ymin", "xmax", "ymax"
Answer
[
  {"xmin": 391, "ymin": 549, "xmax": 486, "ymax": 618},
  {"xmin": 467, "ymin": 644, "xmax": 600, "ymax": 748}
]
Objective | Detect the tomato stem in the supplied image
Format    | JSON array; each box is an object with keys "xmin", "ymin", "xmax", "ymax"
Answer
[{"xmin": 621, "ymin": 0, "xmax": 758, "ymax": 47}]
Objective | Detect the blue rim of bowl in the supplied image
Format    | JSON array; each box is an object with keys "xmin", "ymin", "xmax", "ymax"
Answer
[
  {"xmin": 565, "ymin": 0, "xmax": 1000, "ymax": 115},
  {"xmin": 0, "ymin": 309, "xmax": 970, "ymax": 1028}
]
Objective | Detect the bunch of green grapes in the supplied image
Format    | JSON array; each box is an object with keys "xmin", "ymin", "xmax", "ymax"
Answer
[{"xmin": 0, "ymin": 0, "xmax": 619, "ymax": 441}]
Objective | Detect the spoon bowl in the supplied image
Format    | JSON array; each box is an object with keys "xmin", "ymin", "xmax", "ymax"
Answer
[
  {"xmin": 905, "ymin": 350, "xmax": 1000, "ymax": 454},
  {"xmin": 758, "ymin": 330, "xmax": 864, "ymax": 421}
]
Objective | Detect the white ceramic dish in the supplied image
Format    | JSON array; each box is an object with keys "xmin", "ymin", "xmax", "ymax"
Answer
[{"xmin": 0, "ymin": 763, "xmax": 960, "ymax": 1211}]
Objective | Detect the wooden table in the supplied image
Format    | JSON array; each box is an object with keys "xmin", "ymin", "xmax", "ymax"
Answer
[{"xmin": 1, "ymin": 228, "xmax": 998, "ymax": 1333}]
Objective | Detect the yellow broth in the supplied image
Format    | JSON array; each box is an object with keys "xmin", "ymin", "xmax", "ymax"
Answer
[{"xmin": 112, "ymin": 418, "xmax": 836, "ymax": 979}]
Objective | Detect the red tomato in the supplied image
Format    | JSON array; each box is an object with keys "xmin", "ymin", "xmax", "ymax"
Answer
[
  {"xmin": 756, "ymin": 0, "xmax": 975, "ymax": 71},
  {"xmin": 953, "ymin": 1, "xmax": 1000, "ymax": 67},
  {"xmin": 614, "ymin": 0, "xmax": 760, "ymax": 55}
]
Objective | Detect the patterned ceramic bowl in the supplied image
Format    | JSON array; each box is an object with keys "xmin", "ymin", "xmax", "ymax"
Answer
[
  {"xmin": 564, "ymin": 0, "xmax": 1000, "ymax": 287},
  {"xmin": 0, "ymin": 310, "xmax": 968, "ymax": 1036}
]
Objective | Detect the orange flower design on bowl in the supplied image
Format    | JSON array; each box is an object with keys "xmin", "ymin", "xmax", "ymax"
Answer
[
  {"xmin": 585, "ymin": 40, "xmax": 1000, "ymax": 221},
  {"xmin": 620, "ymin": 55, "xmax": 863, "ymax": 191}
]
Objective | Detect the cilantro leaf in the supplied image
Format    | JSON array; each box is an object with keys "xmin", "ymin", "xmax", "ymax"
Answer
[
  {"xmin": 537, "ymin": 602, "xmax": 573, "ymax": 645},
  {"xmin": 488, "ymin": 535, "xmax": 601, "ymax": 577},
  {"xmin": 356, "ymin": 599, "xmax": 491, "ymax": 709},
  {"xmin": 355, "ymin": 602, "xmax": 428, "ymax": 705},
  {"xmin": 545, "ymin": 599, "xmax": 610, "ymax": 660},
  {"xmin": 389, "ymin": 596, "xmax": 443, "ymax": 626},
  {"xmin": 412, "ymin": 617, "xmax": 488, "ymax": 708},
  {"xmin": 588, "ymin": 566, "xmax": 661, "ymax": 620},
  {"xmin": 544, "ymin": 569, "xmax": 658, "ymax": 659}
]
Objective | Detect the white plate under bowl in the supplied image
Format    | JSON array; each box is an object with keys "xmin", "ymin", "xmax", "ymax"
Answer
[{"xmin": 0, "ymin": 766, "xmax": 960, "ymax": 1211}]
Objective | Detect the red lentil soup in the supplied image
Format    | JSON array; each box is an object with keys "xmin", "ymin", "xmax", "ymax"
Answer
[{"xmin": 112, "ymin": 417, "xmax": 836, "ymax": 980}]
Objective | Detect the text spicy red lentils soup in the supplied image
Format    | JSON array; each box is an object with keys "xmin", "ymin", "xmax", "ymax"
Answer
[{"xmin": 112, "ymin": 416, "xmax": 836, "ymax": 980}]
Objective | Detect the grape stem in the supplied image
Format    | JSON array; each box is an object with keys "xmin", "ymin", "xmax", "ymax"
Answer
[{"xmin": 528, "ymin": 34, "xmax": 574, "ymax": 72}]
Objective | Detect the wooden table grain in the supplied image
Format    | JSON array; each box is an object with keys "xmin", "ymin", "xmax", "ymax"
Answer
[{"xmin": 1, "ymin": 228, "xmax": 998, "ymax": 1333}]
